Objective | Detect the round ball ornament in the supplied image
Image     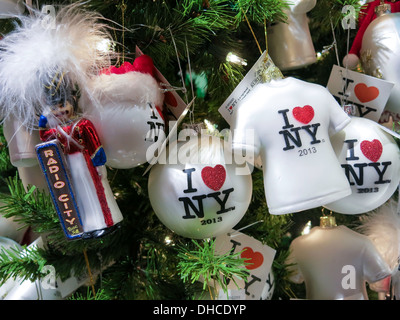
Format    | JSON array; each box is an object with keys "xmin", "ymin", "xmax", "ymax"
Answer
[
  {"xmin": 81, "ymin": 55, "xmax": 166, "ymax": 169},
  {"xmin": 148, "ymin": 135, "xmax": 252, "ymax": 239},
  {"xmin": 324, "ymin": 116, "xmax": 400, "ymax": 214}
]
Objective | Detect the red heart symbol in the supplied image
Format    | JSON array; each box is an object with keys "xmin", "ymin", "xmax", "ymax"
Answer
[
  {"xmin": 241, "ymin": 247, "xmax": 264, "ymax": 270},
  {"xmin": 354, "ymin": 83, "xmax": 379, "ymax": 103},
  {"xmin": 201, "ymin": 165, "xmax": 226, "ymax": 191},
  {"xmin": 292, "ymin": 105, "xmax": 314, "ymax": 124},
  {"xmin": 360, "ymin": 139, "xmax": 383, "ymax": 162}
]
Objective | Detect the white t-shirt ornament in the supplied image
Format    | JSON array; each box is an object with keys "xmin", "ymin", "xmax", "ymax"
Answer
[
  {"xmin": 267, "ymin": 0, "xmax": 317, "ymax": 71},
  {"xmin": 148, "ymin": 135, "xmax": 252, "ymax": 239},
  {"xmin": 324, "ymin": 116, "xmax": 400, "ymax": 214},
  {"xmin": 231, "ymin": 77, "xmax": 352, "ymax": 215},
  {"xmin": 286, "ymin": 225, "xmax": 391, "ymax": 300}
]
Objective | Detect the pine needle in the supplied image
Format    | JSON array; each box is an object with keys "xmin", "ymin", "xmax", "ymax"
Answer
[
  {"xmin": 176, "ymin": 238, "xmax": 249, "ymax": 299},
  {"xmin": 0, "ymin": 244, "xmax": 47, "ymax": 285}
]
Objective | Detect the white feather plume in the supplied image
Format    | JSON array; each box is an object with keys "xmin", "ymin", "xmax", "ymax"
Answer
[
  {"xmin": 357, "ymin": 201, "xmax": 400, "ymax": 272},
  {"xmin": 0, "ymin": 3, "xmax": 116, "ymax": 129}
]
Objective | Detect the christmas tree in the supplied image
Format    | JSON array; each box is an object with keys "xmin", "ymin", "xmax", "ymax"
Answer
[{"xmin": 0, "ymin": 0, "xmax": 398, "ymax": 305}]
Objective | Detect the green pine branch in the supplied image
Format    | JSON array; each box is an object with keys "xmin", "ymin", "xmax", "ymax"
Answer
[
  {"xmin": 0, "ymin": 174, "xmax": 59, "ymax": 235},
  {"xmin": 233, "ymin": 0, "xmax": 290, "ymax": 25},
  {"xmin": 176, "ymin": 238, "xmax": 249, "ymax": 299},
  {"xmin": 69, "ymin": 287, "xmax": 109, "ymax": 300},
  {"xmin": 0, "ymin": 244, "xmax": 47, "ymax": 285}
]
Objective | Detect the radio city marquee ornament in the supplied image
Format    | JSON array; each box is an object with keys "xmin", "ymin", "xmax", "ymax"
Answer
[{"xmin": 36, "ymin": 140, "xmax": 84, "ymax": 239}]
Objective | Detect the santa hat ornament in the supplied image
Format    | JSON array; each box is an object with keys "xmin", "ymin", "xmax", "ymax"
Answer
[
  {"xmin": 80, "ymin": 55, "xmax": 165, "ymax": 169},
  {"xmin": 0, "ymin": 3, "xmax": 115, "ymax": 129}
]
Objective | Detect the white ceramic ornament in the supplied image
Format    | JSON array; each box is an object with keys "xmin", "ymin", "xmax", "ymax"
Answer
[
  {"xmin": 231, "ymin": 77, "xmax": 352, "ymax": 215},
  {"xmin": 287, "ymin": 225, "xmax": 391, "ymax": 300},
  {"xmin": 361, "ymin": 12, "xmax": 400, "ymax": 114},
  {"xmin": 267, "ymin": 0, "xmax": 317, "ymax": 71},
  {"xmin": 81, "ymin": 60, "xmax": 165, "ymax": 169},
  {"xmin": 148, "ymin": 135, "xmax": 252, "ymax": 239},
  {"xmin": 324, "ymin": 117, "xmax": 400, "ymax": 214}
]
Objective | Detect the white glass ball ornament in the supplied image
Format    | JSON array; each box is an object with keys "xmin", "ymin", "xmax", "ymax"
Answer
[
  {"xmin": 81, "ymin": 65, "xmax": 165, "ymax": 169},
  {"xmin": 361, "ymin": 12, "xmax": 400, "ymax": 114},
  {"xmin": 324, "ymin": 117, "xmax": 400, "ymax": 214},
  {"xmin": 148, "ymin": 135, "xmax": 252, "ymax": 239}
]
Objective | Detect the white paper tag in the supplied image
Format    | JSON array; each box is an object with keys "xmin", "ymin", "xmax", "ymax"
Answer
[
  {"xmin": 218, "ymin": 51, "xmax": 279, "ymax": 125},
  {"xmin": 143, "ymin": 99, "xmax": 195, "ymax": 175},
  {"xmin": 213, "ymin": 230, "xmax": 276, "ymax": 300},
  {"xmin": 327, "ymin": 65, "xmax": 394, "ymax": 122},
  {"xmin": 218, "ymin": 51, "xmax": 280, "ymax": 170},
  {"xmin": 218, "ymin": 288, "xmax": 246, "ymax": 300}
]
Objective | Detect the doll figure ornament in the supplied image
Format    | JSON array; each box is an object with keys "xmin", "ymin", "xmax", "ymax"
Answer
[
  {"xmin": 36, "ymin": 72, "xmax": 123, "ymax": 240},
  {"xmin": 0, "ymin": 4, "xmax": 123, "ymax": 240}
]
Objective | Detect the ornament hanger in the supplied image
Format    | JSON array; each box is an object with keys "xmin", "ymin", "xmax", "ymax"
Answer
[
  {"xmin": 228, "ymin": 220, "xmax": 264, "ymax": 238},
  {"xmin": 320, "ymin": 208, "xmax": 337, "ymax": 228},
  {"xmin": 237, "ymin": 2, "xmax": 283, "ymax": 81}
]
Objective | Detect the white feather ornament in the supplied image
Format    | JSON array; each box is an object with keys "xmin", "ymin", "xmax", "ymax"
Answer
[
  {"xmin": 0, "ymin": 3, "xmax": 115, "ymax": 129},
  {"xmin": 357, "ymin": 201, "xmax": 400, "ymax": 272}
]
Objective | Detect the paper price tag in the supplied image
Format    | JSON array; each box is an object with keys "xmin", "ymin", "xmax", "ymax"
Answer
[
  {"xmin": 143, "ymin": 99, "xmax": 194, "ymax": 175},
  {"xmin": 218, "ymin": 288, "xmax": 246, "ymax": 300},
  {"xmin": 135, "ymin": 46, "xmax": 196, "ymax": 174},
  {"xmin": 219, "ymin": 51, "xmax": 281, "ymax": 169},
  {"xmin": 218, "ymin": 51, "xmax": 281, "ymax": 125},
  {"xmin": 327, "ymin": 65, "xmax": 394, "ymax": 122},
  {"xmin": 213, "ymin": 230, "xmax": 276, "ymax": 300}
]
